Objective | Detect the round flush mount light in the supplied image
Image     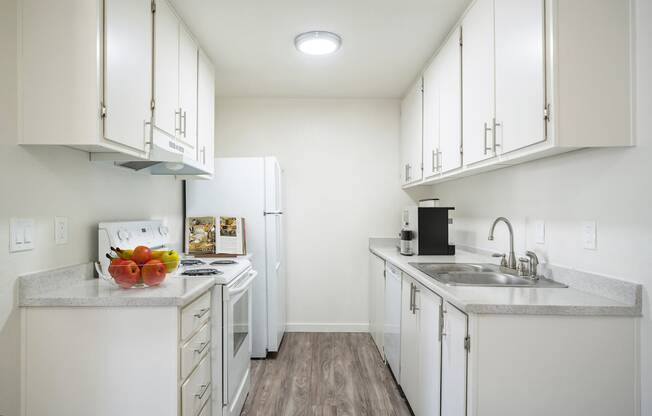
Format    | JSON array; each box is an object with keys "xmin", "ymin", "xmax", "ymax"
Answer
[{"xmin": 294, "ymin": 31, "xmax": 342, "ymax": 55}]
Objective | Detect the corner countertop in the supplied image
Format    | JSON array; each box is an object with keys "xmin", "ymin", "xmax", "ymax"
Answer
[
  {"xmin": 369, "ymin": 238, "xmax": 642, "ymax": 317},
  {"xmin": 19, "ymin": 263, "xmax": 215, "ymax": 307}
]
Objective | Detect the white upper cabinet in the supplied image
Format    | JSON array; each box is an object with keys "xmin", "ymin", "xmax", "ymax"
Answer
[
  {"xmin": 153, "ymin": 0, "xmax": 179, "ymax": 140},
  {"xmin": 103, "ymin": 0, "xmax": 152, "ymax": 153},
  {"xmin": 461, "ymin": 0, "xmax": 495, "ymax": 165},
  {"xmin": 400, "ymin": 78, "xmax": 423, "ymax": 186},
  {"xmin": 494, "ymin": 0, "xmax": 546, "ymax": 154},
  {"xmin": 18, "ymin": 0, "xmax": 152, "ymax": 156},
  {"xmin": 404, "ymin": 0, "xmax": 632, "ymax": 187},
  {"xmin": 422, "ymin": 58, "xmax": 441, "ymax": 179},
  {"xmin": 197, "ymin": 51, "xmax": 215, "ymax": 175},
  {"xmin": 179, "ymin": 25, "xmax": 199, "ymax": 150}
]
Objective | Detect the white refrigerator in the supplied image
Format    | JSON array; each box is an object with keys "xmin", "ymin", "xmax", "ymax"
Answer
[{"xmin": 186, "ymin": 157, "xmax": 285, "ymax": 358}]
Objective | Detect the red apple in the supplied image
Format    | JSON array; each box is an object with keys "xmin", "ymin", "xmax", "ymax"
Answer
[
  {"xmin": 131, "ymin": 245, "xmax": 152, "ymax": 265},
  {"xmin": 141, "ymin": 259, "xmax": 167, "ymax": 286},
  {"xmin": 113, "ymin": 260, "xmax": 141, "ymax": 289}
]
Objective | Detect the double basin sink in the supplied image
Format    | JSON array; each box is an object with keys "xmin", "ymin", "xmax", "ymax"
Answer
[{"xmin": 409, "ymin": 263, "xmax": 567, "ymax": 288}]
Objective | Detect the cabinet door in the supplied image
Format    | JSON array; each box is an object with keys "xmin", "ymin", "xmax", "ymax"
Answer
[
  {"xmin": 441, "ymin": 302, "xmax": 468, "ymax": 416},
  {"xmin": 400, "ymin": 276, "xmax": 419, "ymax": 408},
  {"xmin": 495, "ymin": 0, "xmax": 546, "ymax": 153},
  {"xmin": 423, "ymin": 59, "xmax": 441, "ymax": 178},
  {"xmin": 103, "ymin": 0, "xmax": 151, "ymax": 152},
  {"xmin": 197, "ymin": 50, "xmax": 215, "ymax": 174},
  {"xmin": 384, "ymin": 265, "xmax": 402, "ymax": 377},
  {"xmin": 462, "ymin": 0, "xmax": 495, "ymax": 165},
  {"xmin": 439, "ymin": 28, "xmax": 462, "ymax": 173},
  {"xmin": 418, "ymin": 288, "xmax": 443, "ymax": 416},
  {"xmin": 153, "ymin": 0, "xmax": 179, "ymax": 138},
  {"xmin": 179, "ymin": 25, "xmax": 198, "ymax": 149},
  {"xmin": 368, "ymin": 253, "xmax": 385, "ymax": 355},
  {"xmin": 400, "ymin": 78, "xmax": 423, "ymax": 185}
]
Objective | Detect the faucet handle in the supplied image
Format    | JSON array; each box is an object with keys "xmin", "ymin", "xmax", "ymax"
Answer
[
  {"xmin": 517, "ymin": 258, "xmax": 530, "ymax": 277},
  {"xmin": 492, "ymin": 253, "xmax": 507, "ymax": 267}
]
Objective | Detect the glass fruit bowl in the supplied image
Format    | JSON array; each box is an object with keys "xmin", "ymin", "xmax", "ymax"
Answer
[{"xmin": 96, "ymin": 246, "xmax": 181, "ymax": 289}]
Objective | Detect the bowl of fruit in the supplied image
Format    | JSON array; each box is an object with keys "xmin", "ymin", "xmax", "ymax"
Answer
[{"xmin": 95, "ymin": 246, "xmax": 181, "ymax": 289}]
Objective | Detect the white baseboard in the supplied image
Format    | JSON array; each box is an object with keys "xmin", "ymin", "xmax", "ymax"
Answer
[{"xmin": 285, "ymin": 323, "xmax": 370, "ymax": 333}]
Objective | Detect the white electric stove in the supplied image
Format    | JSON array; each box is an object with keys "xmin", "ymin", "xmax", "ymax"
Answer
[{"xmin": 97, "ymin": 220, "xmax": 257, "ymax": 416}]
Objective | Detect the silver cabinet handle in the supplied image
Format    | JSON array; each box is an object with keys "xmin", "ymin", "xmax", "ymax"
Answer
[
  {"xmin": 412, "ymin": 287, "xmax": 420, "ymax": 314},
  {"xmin": 439, "ymin": 305, "xmax": 448, "ymax": 340},
  {"xmin": 194, "ymin": 341, "xmax": 209, "ymax": 355},
  {"xmin": 182, "ymin": 111, "xmax": 187, "ymax": 137},
  {"xmin": 404, "ymin": 164, "xmax": 409, "ymax": 181},
  {"xmin": 195, "ymin": 382, "xmax": 210, "ymax": 400},
  {"xmin": 492, "ymin": 118, "xmax": 501, "ymax": 153},
  {"xmin": 436, "ymin": 149, "xmax": 442, "ymax": 171},
  {"xmin": 194, "ymin": 308, "xmax": 210, "ymax": 319},
  {"xmin": 432, "ymin": 149, "xmax": 437, "ymax": 172},
  {"xmin": 175, "ymin": 109, "xmax": 182, "ymax": 134},
  {"xmin": 483, "ymin": 122, "xmax": 492, "ymax": 155},
  {"xmin": 407, "ymin": 164, "xmax": 411, "ymax": 181}
]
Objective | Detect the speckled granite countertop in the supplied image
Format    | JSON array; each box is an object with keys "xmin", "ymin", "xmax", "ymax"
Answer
[
  {"xmin": 19, "ymin": 263, "xmax": 215, "ymax": 307},
  {"xmin": 370, "ymin": 238, "xmax": 642, "ymax": 316}
]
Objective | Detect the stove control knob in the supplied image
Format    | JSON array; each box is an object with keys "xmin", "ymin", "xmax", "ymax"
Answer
[
  {"xmin": 117, "ymin": 230, "xmax": 130, "ymax": 241},
  {"xmin": 158, "ymin": 226, "xmax": 169, "ymax": 236}
]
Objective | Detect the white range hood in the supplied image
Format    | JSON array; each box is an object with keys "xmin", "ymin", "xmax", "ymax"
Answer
[{"xmin": 91, "ymin": 126, "xmax": 209, "ymax": 176}]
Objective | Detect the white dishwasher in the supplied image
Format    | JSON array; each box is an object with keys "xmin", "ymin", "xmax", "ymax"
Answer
[{"xmin": 383, "ymin": 262, "xmax": 402, "ymax": 379}]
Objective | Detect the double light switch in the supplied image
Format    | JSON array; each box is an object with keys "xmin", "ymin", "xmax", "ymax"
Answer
[{"xmin": 10, "ymin": 218, "xmax": 35, "ymax": 252}]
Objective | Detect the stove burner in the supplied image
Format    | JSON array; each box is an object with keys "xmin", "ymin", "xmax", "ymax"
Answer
[
  {"xmin": 182, "ymin": 268, "xmax": 223, "ymax": 276},
  {"xmin": 181, "ymin": 259, "xmax": 206, "ymax": 266},
  {"xmin": 210, "ymin": 259, "xmax": 237, "ymax": 265}
]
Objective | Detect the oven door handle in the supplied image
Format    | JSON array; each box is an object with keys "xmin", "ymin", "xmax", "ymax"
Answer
[{"xmin": 227, "ymin": 270, "xmax": 258, "ymax": 296}]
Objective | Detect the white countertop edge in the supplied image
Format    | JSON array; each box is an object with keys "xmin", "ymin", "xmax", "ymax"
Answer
[{"xmin": 369, "ymin": 243, "xmax": 642, "ymax": 317}]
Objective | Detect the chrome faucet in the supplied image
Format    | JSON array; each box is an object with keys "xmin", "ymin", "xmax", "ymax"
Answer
[
  {"xmin": 518, "ymin": 251, "xmax": 540, "ymax": 280},
  {"xmin": 488, "ymin": 217, "xmax": 517, "ymax": 270}
]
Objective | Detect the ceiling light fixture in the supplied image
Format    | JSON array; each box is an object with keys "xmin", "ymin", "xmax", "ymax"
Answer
[{"xmin": 294, "ymin": 31, "xmax": 342, "ymax": 55}]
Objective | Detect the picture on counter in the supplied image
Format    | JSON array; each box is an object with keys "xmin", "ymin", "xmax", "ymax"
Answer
[
  {"xmin": 217, "ymin": 216, "xmax": 247, "ymax": 255},
  {"xmin": 186, "ymin": 216, "xmax": 216, "ymax": 254},
  {"xmin": 220, "ymin": 216, "xmax": 238, "ymax": 237}
]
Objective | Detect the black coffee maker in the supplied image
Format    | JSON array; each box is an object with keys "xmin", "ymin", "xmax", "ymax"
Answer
[{"xmin": 401, "ymin": 204, "xmax": 455, "ymax": 256}]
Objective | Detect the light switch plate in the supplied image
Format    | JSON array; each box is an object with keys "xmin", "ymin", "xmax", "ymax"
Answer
[
  {"xmin": 581, "ymin": 220, "xmax": 597, "ymax": 250},
  {"xmin": 534, "ymin": 220, "xmax": 545, "ymax": 244},
  {"xmin": 55, "ymin": 217, "xmax": 68, "ymax": 245},
  {"xmin": 10, "ymin": 218, "xmax": 35, "ymax": 252}
]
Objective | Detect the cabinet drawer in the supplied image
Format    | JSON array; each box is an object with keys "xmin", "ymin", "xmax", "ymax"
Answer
[
  {"xmin": 181, "ymin": 291, "xmax": 211, "ymax": 342},
  {"xmin": 181, "ymin": 321, "xmax": 211, "ymax": 381},
  {"xmin": 181, "ymin": 353, "xmax": 211, "ymax": 416}
]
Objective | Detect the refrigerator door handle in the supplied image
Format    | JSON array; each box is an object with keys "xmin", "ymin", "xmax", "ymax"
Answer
[{"xmin": 264, "ymin": 211, "xmax": 283, "ymax": 215}]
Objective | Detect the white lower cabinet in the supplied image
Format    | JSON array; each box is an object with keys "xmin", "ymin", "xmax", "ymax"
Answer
[
  {"xmin": 22, "ymin": 291, "xmax": 214, "ymax": 416},
  {"xmin": 389, "ymin": 265, "xmax": 637, "ymax": 416},
  {"xmin": 383, "ymin": 262, "xmax": 402, "ymax": 378},
  {"xmin": 369, "ymin": 252, "xmax": 385, "ymax": 355},
  {"xmin": 400, "ymin": 274, "xmax": 451, "ymax": 416}
]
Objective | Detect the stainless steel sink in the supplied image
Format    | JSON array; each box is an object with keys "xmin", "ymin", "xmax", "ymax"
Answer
[{"xmin": 409, "ymin": 263, "xmax": 568, "ymax": 288}]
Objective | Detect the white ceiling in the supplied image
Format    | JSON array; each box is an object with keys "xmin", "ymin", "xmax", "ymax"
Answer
[{"xmin": 170, "ymin": 0, "xmax": 471, "ymax": 98}]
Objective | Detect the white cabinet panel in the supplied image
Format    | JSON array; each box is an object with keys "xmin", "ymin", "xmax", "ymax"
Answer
[
  {"xmin": 495, "ymin": 0, "xmax": 546, "ymax": 154},
  {"xmin": 179, "ymin": 25, "xmax": 198, "ymax": 150},
  {"xmin": 197, "ymin": 50, "xmax": 215, "ymax": 174},
  {"xmin": 384, "ymin": 264, "xmax": 402, "ymax": 378},
  {"xmin": 153, "ymin": 0, "xmax": 179, "ymax": 139},
  {"xmin": 369, "ymin": 253, "xmax": 385, "ymax": 355},
  {"xmin": 400, "ymin": 276, "xmax": 419, "ymax": 408},
  {"xmin": 400, "ymin": 78, "xmax": 423, "ymax": 185},
  {"xmin": 441, "ymin": 302, "xmax": 467, "ymax": 416},
  {"xmin": 423, "ymin": 59, "xmax": 441, "ymax": 178},
  {"xmin": 461, "ymin": 0, "xmax": 495, "ymax": 165},
  {"xmin": 418, "ymin": 288, "xmax": 442, "ymax": 416},
  {"xmin": 438, "ymin": 28, "xmax": 462, "ymax": 173},
  {"xmin": 103, "ymin": 0, "xmax": 151, "ymax": 152}
]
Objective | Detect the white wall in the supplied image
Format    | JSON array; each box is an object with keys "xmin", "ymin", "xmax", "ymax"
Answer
[
  {"xmin": 0, "ymin": 1, "xmax": 184, "ymax": 414},
  {"xmin": 214, "ymin": 98, "xmax": 414, "ymax": 331},
  {"xmin": 430, "ymin": 1, "xmax": 651, "ymax": 412}
]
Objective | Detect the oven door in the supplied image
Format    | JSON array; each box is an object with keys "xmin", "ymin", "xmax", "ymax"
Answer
[{"xmin": 223, "ymin": 269, "xmax": 257, "ymax": 408}]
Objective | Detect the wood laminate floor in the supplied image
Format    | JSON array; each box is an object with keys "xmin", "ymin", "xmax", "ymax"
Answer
[{"xmin": 241, "ymin": 332, "xmax": 412, "ymax": 416}]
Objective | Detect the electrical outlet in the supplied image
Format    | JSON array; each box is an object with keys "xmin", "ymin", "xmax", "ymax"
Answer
[
  {"xmin": 534, "ymin": 220, "xmax": 545, "ymax": 244},
  {"xmin": 581, "ymin": 220, "xmax": 597, "ymax": 250},
  {"xmin": 55, "ymin": 217, "xmax": 68, "ymax": 245}
]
